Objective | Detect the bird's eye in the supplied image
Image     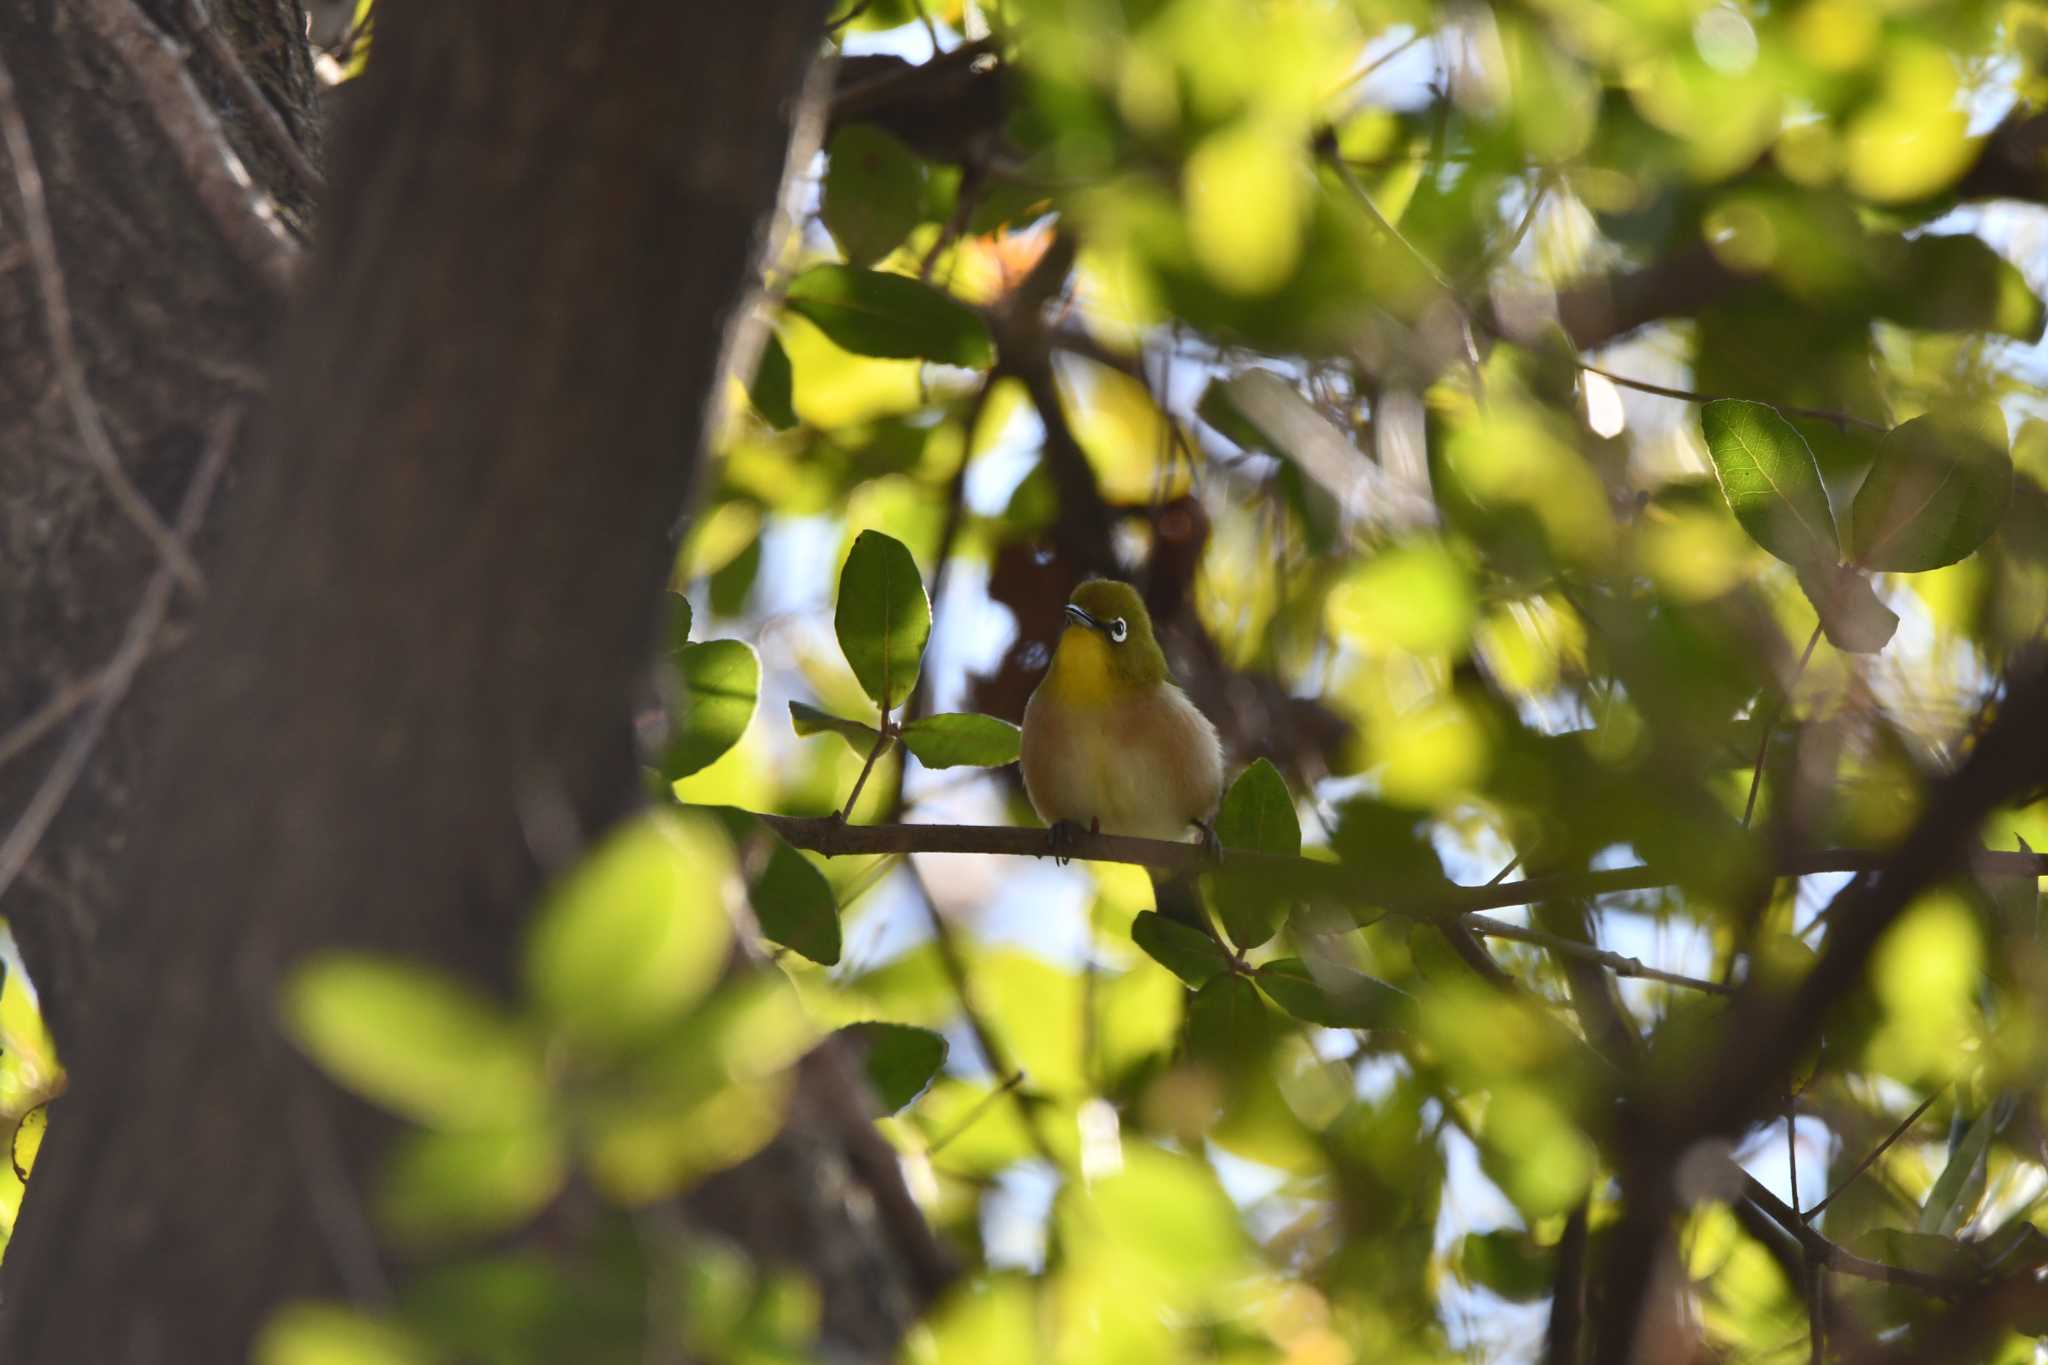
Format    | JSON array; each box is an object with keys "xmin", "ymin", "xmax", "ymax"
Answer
[{"xmin": 1108, "ymin": 617, "xmax": 1128, "ymax": 643}]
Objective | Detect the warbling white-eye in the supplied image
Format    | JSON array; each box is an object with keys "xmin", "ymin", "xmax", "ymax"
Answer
[{"xmin": 1020, "ymin": 580, "xmax": 1224, "ymax": 926}]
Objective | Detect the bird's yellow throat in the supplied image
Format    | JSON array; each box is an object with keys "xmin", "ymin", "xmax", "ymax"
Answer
[{"xmin": 1042, "ymin": 624, "xmax": 1122, "ymax": 707}]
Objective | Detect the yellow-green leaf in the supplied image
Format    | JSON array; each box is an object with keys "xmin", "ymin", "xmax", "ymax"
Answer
[
  {"xmin": 833, "ymin": 529, "xmax": 930, "ymax": 712},
  {"xmin": 281, "ymin": 954, "xmax": 544, "ymax": 1131},
  {"xmin": 524, "ymin": 811, "xmax": 733, "ymax": 1052}
]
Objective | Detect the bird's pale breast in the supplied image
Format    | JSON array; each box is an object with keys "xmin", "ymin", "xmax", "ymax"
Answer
[{"xmin": 1020, "ymin": 680, "xmax": 1223, "ymax": 840}]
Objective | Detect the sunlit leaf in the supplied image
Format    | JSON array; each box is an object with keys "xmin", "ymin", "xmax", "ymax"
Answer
[
  {"xmin": 666, "ymin": 639, "xmax": 759, "ymax": 780},
  {"xmin": 281, "ymin": 954, "xmax": 544, "ymax": 1131},
  {"xmin": 1918, "ymin": 1107, "xmax": 1997, "ymax": 1237},
  {"xmin": 254, "ymin": 1304, "xmax": 436, "ymax": 1365},
  {"xmin": 839, "ymin": 1021, "xmax": 948, "ymax": 1113},
  {"xmin": 375, "ymin": 1125, "xmax": 566, "ymax": 1249},
  {"xmin": 1849, "ymin": 404, "xmax": 2012, "ymax": 572},
  {"xmin": 749, "ymin": 832, "xmax": 841, "ymax": 966},
  {"xmin": 1130, "ymin": 910, "xmax": 1230, "ymax": 988},
  {"xmin": 1700, "ymin": 400, "xmax": 1839, "ymax": 568},
  {"xmin": 784, "ymin": 265, "xmax": 993, "ymax": 368},
  {"xmin": 822, "ymin": 124, "xmax": 927, "ymax": 269},
  {"xmin": 524, "ymin": 810, "xmax": 733, "ymax": 1051},
  {"xmin": 833, "ymin": 529, "xmax": 931, "ymax": 712},
  {"xmin": 789, "ymin": 700, "xmax": 883, "ymax": 756},
  {"xmin": 899, "ymin": 713, "xmax": 1021, "ymax": 769},
  {"xmin": 582, "ymin": 1073, "xmax": 789, "ymax": 1205}
]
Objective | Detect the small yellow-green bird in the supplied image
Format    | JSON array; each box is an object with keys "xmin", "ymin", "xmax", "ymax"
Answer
[{"xmin": 1020, "ymin": 580, "xmax": 1224, "ymax": 923}]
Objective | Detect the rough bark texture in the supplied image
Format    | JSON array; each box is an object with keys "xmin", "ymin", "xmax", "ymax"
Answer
[
  {"xmin": 0, "ymin": 3, "xmax": 958, "ymax": 1360},
  {"xmin": 0, "ymin": 0, "xmax": 299, "ymax": 1048}
]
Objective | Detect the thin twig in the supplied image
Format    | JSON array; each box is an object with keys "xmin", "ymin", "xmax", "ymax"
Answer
[
  {"xmin": 1580, "ymin": 363, "xmax": 1887, "ymax": 435},
  {"xmin": 0, "ymin": 627, "xmax": 186, "ymax": 774},
  {"xmin": 1463, "ymin": 172, "xmax": 1549, "ymax": 289},
  {"xmin": 825, "ymin": 0, "xmax": 876, "ymax": 35},
  {"xmin": 182, "ymin": 0, "xmax": 324, "ymax": 193},
  {"xmin": 1742, "ymin": 1171, "xmax": 1966, "ymax": 1297},
  {"xmin": 1322, "ymin": 147, "xmax": 1485, "ymax": 388},
  {"xmin": 838, "ymin": 723, "xmax": 896, "ymax": 821},
  {"xmin": 1788, "ymin": 1110, "xmax": 1801, "ymax": 1218},
  {"xmin": 1324, "ymin": 147, "xmax": 1454, "ymax": 292},
  {"xmin": 1804, "ymin": 1088, "xmax": 1944, "ymax": 1222},
  {"xmin": 0, "ymin": 48, "xmax": 205, "ymax": 590},
  {"xmin": 1747, "ymin": 623, "xmax": 1825, "ymax": 829},
  {"xmin": 0, "ymin": 412, "xmax": 238, "ymax": 914},
  {"xmin": 926, "ymin": 1070, "xmax": 1024, "ymax": 1154},
  {"xmin": 907, "ymin": 0, "xmax": 943, "ymax": 52},
  {"xmin": 77, "ymin": 0, "xmax": 298, "ymax": 292},
  {"xmin": 1464, "ymin": 914, "xmax": 1736, "ymax": 994},
  {"xmin": 1327, "ymin": 28, "xmax": 1428, "ymax": 107}
]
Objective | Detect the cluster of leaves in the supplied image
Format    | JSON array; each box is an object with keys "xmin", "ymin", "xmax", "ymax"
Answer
[{"xmin": 262, "ymin": 0, "xmax": 2048, "ymax": 1360}]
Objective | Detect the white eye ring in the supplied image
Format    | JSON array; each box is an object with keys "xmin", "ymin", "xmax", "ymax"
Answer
[{"xmin": 1108, "ymin": 617, "xmax": 1128, "ymax": 643}]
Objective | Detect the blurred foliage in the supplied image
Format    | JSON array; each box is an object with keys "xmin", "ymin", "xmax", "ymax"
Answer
[{"xmin": 163, "ymin": 0, "xmax": 2048, "ymax": 1358}]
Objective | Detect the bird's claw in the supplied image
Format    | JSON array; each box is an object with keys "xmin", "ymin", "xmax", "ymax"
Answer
[
  {"xmin": 1194, "ymin": 818, "xmax": 1223, "ymax": 868},
  {"xmin": 1047, "ymin": 819, "xmax": 1085, "ymax": 866}
]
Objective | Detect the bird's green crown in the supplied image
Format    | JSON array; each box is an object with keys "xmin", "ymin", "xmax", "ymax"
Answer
[{"xmin": 1057, "ymin": 579, "xmax": 1168, "ymax": 689}]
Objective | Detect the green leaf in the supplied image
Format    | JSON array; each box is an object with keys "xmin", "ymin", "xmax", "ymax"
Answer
[
  {"xmin": 666, "ymin": 639, "xmax": 759, "ymax": 780},
  {"xmin": 1215, "ymin": 758, "xmax": 1300, "ymax": 856},
  {"xmin": 750, "ymin": 834, "xmax": 841, "ymax": 966},
  {"xmin": 1876, "ymin": 234, "xmax": 2047, "ymax": 342},
  {"xmin": 1699, "ymin": 400, "xmax": 1840, "ymax": 568},
  {"xmin": 838, "ymin": 1022, "xmax": 948, "ymax": 1113},
  {"xmin": 254, "ymin": 1304, "xmax": 437, "ymax": 1365},
  {"xmin": 833, "ymin": 529, "xmax": 931, "ymax": 712},
  {"xmin": 1794, "ymin": 560, "xmax": 1900, "ymax": 654},
  {"xmin": 1849, "ymin": 404, "xmax": 2012, "ymax": 572},
  {"xmin": 281, "ymin": 954, "xmax": 545, "ymax": 1131},
  {"xmin": 1209, "ymin": 758, "xmax": 1301, "ymax": 949},
  {"xmin": 784, "ymin": 265, "xmax": 993, "ymax": 368},
  {"xmin": 748, "ymin": 331, "xmax": 797, "ymax": 430},
  {"xmin": 789, "ymin": 700, "xmax": 884, "ymax": 756},
  {"xmin": 524, "ymin": 811, "xmax": 734, "ymax": 1052},
  {"xmin": 1460, "ymin": 1229, "xmax": 1556, "ymax": 1302},
  {"xmin": 1130, "ymin": 910, "xmax": 1231, "ymax": 988},
  {"xmin": 822, "ymin": 124, "xmax": 927, "ymax": 269},
  {"xmin": 1919, "ymin": 1107, "xmax": 1997, "ymax": 1236},
  {"xmin": 1186, "ymin": 974, "xmax": 1274, "ymax": 1069},
  {"xmin": 1254, "ymin": 958, "xmax": 1412, "ymax": 1030},
  {"xmin": 667, "ymin": 592, "xmax": 692, "ymax": 654},
  {"xmin": 899, "ymin": 713, "xmax": 1022, "ymax": 769},
  {"xmin": 375, "ymin": 1126, "xmax": 566, "ymax": 1249},
  {"xmin": 708, "ymin": 532, "xmax": 762, "ymax": 618}
]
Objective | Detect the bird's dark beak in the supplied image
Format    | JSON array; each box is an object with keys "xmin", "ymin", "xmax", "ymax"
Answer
[{"xmin": 1063, "ymin": 602, "xmax": 1100, "ymax": 632}]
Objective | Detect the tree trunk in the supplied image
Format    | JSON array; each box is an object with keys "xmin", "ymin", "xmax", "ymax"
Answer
[{"xmin": 0, "ymin": 4, "xmax": 946, "ymax": 1359}]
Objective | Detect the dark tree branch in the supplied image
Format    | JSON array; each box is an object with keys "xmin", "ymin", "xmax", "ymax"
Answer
[
  {"xmin": 1594, "ymin": 655, "xmax": 2048, "ymax": 1363},
  {"xmin": 758, "ymin": 813, "xmax": 2048, "ymax": 914}
]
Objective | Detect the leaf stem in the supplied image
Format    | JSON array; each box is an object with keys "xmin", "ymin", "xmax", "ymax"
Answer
[
  {"xmin": 1804, "ymin": 1087, "xmax": 1944, "ymax": 1222},
  {"xmin": 1581, "ymin": 364, "xmax": 1887, "ymax": 434},
  {"xmin": 839, "ymin": 720, "xmax": 897, "ymax": 822}
]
